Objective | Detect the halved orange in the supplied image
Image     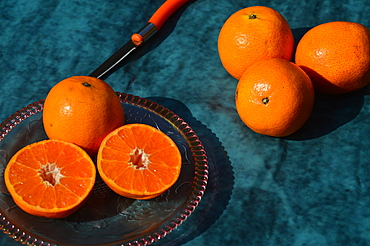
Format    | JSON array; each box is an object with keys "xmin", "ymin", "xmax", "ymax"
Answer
[
  {"xmin": 97, "ymin": 123, "xmax": 182, "ymax": 200},
  {"xmin": 4, "ymin": 139, "xmax": 96, "ymax": 218}
]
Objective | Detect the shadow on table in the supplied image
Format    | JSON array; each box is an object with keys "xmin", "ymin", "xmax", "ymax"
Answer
[
  {"xmin": 284, "ymin": 27, "xmax": 367, "ymax": 140},
  {"xmin": 147, "ymin": 97, "xmax": 235, "ymax": 246},
  {"xmin": 285, "ymin": 89, "xmax": 365, "ymax": 140}
]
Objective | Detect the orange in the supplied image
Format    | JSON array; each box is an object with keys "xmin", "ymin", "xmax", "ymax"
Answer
[
  {"xmin": 43, "ymin": 76, "xmax": 125, "ymax": 156},
  {"xmin": 218, "ymin": 6, "xmax": 294, "ymax": 79},
  {"xmin": 235, "ymin": 58, "xmax": 315, "ymax": 137},
  {"xmin": 4, "ymin": 139, "xmax": 96, "ymax": 218},
  {"xmin": 97, "ymin": 123, "xmax": 182, "ymax": 200},
  {"xmin": 295, "ymin": 21, "xmax": 370, "ymax": 94}
]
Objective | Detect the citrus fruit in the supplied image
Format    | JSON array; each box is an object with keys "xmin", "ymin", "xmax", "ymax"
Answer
[
  {"xmin": 43, "ymin": 76, "xmax": 125, "ymax": 156},
  {"xmin": 235, "ymin": 58, "xmax": 315, "ymax": 137},
  {"xmin": 97, "ymin": 123, "xmax": 182, "ymax": 200},
  {"xmin": 4, "ymin": 139, "xmax": 96, "ymax": 218},
  {"xmin": 295, "ymin": 21, "xmax": 370, "ymax": 94},
  {"xmin": 218, "ymin": 6, "xmax": 294, "ymax": 79}
]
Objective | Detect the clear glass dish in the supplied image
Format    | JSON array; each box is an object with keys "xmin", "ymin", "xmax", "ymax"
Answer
[{"xmin": 0, "ymin": 93, "xmax": 208, "ymax": 246}]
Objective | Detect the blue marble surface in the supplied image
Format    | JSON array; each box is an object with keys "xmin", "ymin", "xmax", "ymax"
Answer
[{"xmin": 1, "ymin": 0, "xmax": 370, "ymax": 245}]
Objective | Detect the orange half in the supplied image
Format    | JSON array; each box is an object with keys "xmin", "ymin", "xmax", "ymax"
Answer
[
  {"xmin": 4, "ymin": 139, "xmax": 96, "ymax": 218},
  {"xmin": 97, "ymin": 123, "xmax": 182, "ymax": 200}
]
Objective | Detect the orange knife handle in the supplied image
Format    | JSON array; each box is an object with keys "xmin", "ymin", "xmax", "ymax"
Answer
[
  {"xmin": 131, "ymin": 0, "xmax": 190, "ymax": 45},
  {"xmin": 149, "ymin": 0, "xmax": 190, "ymax": 29}
]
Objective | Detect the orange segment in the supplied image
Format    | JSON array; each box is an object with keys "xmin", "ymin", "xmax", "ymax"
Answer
[
  {"xmin": 54, "ymin": 184, "xmax": 80, "ymax": 209},
  {"xmin": 97, "ymin": 123, "xmax": 182, "ymax": 200},
  {"xmin": 4, "ymin": 139, "xmax": 96, "ymax": 218}
]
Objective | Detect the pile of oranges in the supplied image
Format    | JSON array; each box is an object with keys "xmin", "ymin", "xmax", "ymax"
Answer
[{"xmin": 218, "ymin": 6, "xmax": 370, "ymax": 137}]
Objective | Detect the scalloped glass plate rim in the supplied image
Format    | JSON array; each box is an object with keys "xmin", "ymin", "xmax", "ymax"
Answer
[{"xmin": 0, "ymin": 92, "xmax": 209, "ymax": 246}]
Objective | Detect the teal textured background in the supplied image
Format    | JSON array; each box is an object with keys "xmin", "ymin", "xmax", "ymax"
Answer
[{"xmin": 1, "ymin": 0, "xmax": 370, "ymax": 245}]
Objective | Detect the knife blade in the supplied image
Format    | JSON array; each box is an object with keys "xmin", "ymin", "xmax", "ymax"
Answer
[{"xmin": 90, "ymin": 0, "xmax": 190, "ymax": 80}]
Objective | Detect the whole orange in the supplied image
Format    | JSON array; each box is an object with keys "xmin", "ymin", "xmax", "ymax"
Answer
[
  {"xmin": 218, "ymin": 6, "xmax": 294, "ymax": 79},
  {"xmin": 295, "ymin": 21, "xmax": 370, "ymax": 94},
  {"xmin": 235, "ymin": 58, "xmax": 315, "ymax": 137},
  {"xmin": 43, "ymin": 76, "xmax": 125, "ymax": 156}
]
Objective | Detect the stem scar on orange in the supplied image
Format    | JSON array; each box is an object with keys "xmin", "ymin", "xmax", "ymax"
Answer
[
  {"xmin": 97, "ymin": 123, "xmax": 182, "ymax": 200},
  {"xmin": 235, "ymin": 58, "xmax": 315, "ymax": 137},
  {"xmin": 4, "ymin": 139, "xmax": 96, "ymax": 219},
  {"xmin": 43, "ymin": 76, "xmax": 125, "ymax": 156},
  {"xmin": 295, "ymin": 21, "xmax": 370, "ymax": 94},
  {"xmin": 218, "ymin": 6, "xmax": 294, "ymax": 79}
]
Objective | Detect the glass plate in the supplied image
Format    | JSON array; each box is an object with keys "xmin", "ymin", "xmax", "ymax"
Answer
[{"xmin": 0, "ymin": 93, "xmax": 208, "ymax": 246}]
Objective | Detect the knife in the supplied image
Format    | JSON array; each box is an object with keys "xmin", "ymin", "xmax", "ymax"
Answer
[{"xmin": 90, "ymin": 0, "xmax": 191, "ymax": 80}]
